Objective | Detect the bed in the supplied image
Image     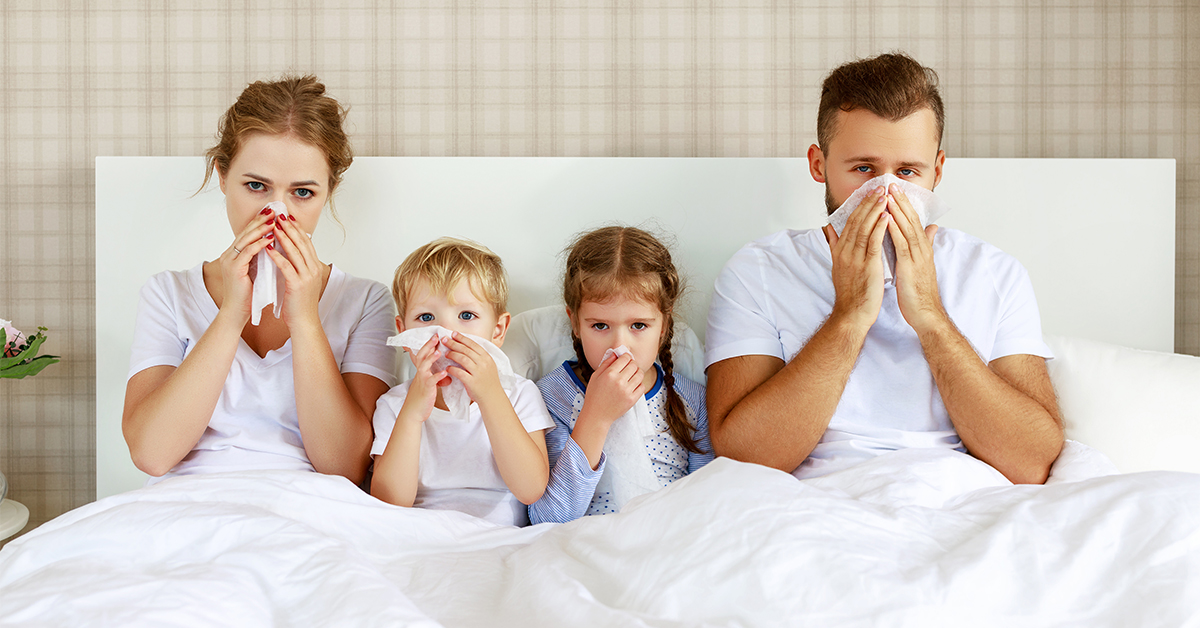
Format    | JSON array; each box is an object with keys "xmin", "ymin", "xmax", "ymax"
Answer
[{"xmin": 2, "ymin": 157, "xmax": 1198, "ymax": 626}]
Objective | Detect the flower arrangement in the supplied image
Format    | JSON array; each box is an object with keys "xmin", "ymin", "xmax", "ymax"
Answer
[{"xmin": 2, "ymin": 318, "xmax": 59, "ymax": 379}]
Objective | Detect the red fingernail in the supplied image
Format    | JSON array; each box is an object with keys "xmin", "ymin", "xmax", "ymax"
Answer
[
  {"xmin": 265, "ymin": 232, "xmax": 274, "ymax": 239},
  {"xmin": 288, "ymin": 215, "xmax": 296, "ymax": 222},
  {"xmin": 267, "ymin": 243, "xmax": 274, "ymax": 250},
  {"xmin": 260, "ymin": 208, "xmax": 273, "ymax": 216}
]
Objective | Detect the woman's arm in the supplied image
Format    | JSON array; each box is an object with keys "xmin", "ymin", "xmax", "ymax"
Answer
[{"xmin": 122, "ymin": 213, "xmax": 276, "ymax": 476}]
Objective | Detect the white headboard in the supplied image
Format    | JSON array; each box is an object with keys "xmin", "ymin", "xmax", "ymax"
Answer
[{"xmin": 96, "ymin": 157, "xmax": 1176, "ymax": 497}]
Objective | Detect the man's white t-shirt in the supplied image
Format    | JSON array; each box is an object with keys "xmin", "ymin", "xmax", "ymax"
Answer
[
  {"xmin": 371, "ymin": 378, "xmax": 555, "ymax": 526},
  {"xmin": 128, "ymin": 263, "xmax": 398, "ymax": 483},
  {"xmin": 705, "ymin": 228, "xmax": 1053, "ymax": 479}
]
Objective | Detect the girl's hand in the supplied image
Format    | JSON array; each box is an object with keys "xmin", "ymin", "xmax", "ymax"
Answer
[
  {"xmin": 442, "ymin": 332, "xmax": 506, "ymax": 407},
  {"xmin": 400, "ymin": 334, "xmax": 448, "ymax": 423},
  {"xmin": 579, "ymin": 352, "xmax": 644, "ymax": 428},
  {"xmin": 218, "ymin": 207, "xmax": 276, "ymax": 321},
  {"xmin": 265, "ymin": 213, "xmax": 326, "ymax": 329}
]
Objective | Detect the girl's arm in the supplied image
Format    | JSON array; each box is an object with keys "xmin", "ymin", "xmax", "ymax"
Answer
[
  {"xmin": 528, "ymin": 407, "xmax": 605, "ymax": 524},
  {"xmin": 270, "ymin": 218, "xmax": 386, "ymax": 484},
  {"xmin": 371, "ymin": 336, "xmax": 445, "ymax": 506},
  {"xmin": 123, "ymin": 212, "xmax": 276, "ymax": 476}
]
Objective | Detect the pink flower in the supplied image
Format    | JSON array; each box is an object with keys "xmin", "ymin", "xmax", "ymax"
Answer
[{"xmin": 2, "ymin": 318, "xmax": 25, "ymax": 357}]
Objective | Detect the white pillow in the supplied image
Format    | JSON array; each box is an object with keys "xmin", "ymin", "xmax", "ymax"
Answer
[
  {"xmin": 1045, "ymin": 334, "xmax": 1200, "ymax": 474},
  {"xmin": 503, "ymin": 305, "xmax": 706, "ymax": 384}
]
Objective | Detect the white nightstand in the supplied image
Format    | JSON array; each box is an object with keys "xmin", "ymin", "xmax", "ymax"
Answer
[{"xmin": 1, "ymin": 498, "xmax": 30, "ymax": 541}]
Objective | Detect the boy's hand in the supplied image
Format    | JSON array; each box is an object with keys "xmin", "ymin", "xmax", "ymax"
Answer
[
  {"xmin": 578, "ymin": 351, "xmax": 644, "ymax": 428},
  {"xmin": 442, "ymin": 332, "xmax": 506, "ymax": 408},
  {"xmin": 400, "ymin": 334, "xmax": 447, "ymax": 423}
]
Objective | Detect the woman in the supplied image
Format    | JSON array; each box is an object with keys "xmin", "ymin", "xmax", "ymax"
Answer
[{"xmin": 122, "ymin": 76, "xmax": 395, "ymax": 485}]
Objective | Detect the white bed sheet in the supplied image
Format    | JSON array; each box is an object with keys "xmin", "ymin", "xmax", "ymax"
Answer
[{"xmin": 2, "ymin": 445, "xmax": 1197, "ymax": 627}]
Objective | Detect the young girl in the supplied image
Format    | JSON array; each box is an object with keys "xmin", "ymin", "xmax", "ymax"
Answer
[{"xmin": 528, "ymin": 226, "xmax": 713, "ymax": 524}]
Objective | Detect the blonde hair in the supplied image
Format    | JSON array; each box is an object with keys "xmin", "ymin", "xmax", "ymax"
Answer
[
  {"xmin": 392, "ymin": 237, "xmax": 509, "ymax": 319},
  {"xmin": 202, "ymin": 75, "xmax": 353, "ymax": 217},
  {"xmin": 562, "ymin": 226, "xmax": 702, "ymax": 454}
]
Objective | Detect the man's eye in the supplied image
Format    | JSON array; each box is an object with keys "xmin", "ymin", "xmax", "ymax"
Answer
[
  {"xmin": 898, "ymin": 168, "xmax": 915, "ymax": 177},
  {"xmin": 855, "ymin": 166, "xmax": 872, "ymax": 173},
  {"xmin": 417, "ymin": 313, "xmax": 434, "ymax": 322},
  {"xmin": 247, "ymin": 181, "xmax": 266, "ymax": 191},
  {"xmin": 458, "ymin": 312, "xmax": 477, "ymax": 321}
]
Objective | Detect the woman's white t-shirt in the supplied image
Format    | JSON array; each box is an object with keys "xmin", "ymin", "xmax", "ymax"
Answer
[{"xmin": 128, "ymin": 263, "xmax": 398, "ymax": 483}]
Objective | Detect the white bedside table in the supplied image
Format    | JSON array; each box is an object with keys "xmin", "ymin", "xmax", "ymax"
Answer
[{"xmin": 1, "ymin": 498, "xmax": 30, "ymax": 541}]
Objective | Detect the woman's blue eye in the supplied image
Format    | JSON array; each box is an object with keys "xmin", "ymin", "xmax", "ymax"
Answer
[
  {"xmin": 295, "ymin": 188, "xmax": 314, "ymax": 199},
  {"xmin": 417, "ymin": 313, "xmax": 434, "ymax": 322},
  {"xmin": 458, "ymin": 312, "xmax": 477, "ymax": 321},
  {"xmin": 247, "ymin": 181, "xmax": 266, "ymax": 191}
]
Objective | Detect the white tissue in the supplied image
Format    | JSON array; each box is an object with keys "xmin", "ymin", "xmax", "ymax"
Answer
[
  {"xmin": 826, "ymin": 173, "xmax": 950, "ymax": 283},
  {"xmin": 250, "ymin": 201, "xmax": 288, "ymax": 326},
  {"xmin": 595, "ymin": 345, "xmax": 662, "ymax": 511},
  {"xmin": 387, "ymin": 325, "xmax": 521, "ymax": 421}
]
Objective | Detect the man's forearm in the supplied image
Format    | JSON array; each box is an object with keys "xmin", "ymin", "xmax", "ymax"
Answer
[
  {"xmin": 918, "ymin": 320, "xmax": 1063, "ymax": 484},
  {"xmin": 711, "ymin": 313, "xmax": 869, "ymax": 472}
]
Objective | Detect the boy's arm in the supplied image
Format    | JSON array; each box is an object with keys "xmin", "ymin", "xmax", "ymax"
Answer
[
  {"xmin": 444, "ymin": 333, "xmax": 550, "ymax": 504},
  {"xmin": 369, "ymin": 402, "xmax": 424, "ymax": 507}
]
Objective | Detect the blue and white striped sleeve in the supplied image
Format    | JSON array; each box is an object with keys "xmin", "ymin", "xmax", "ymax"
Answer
[
  {"xmin": 528, "ymin": 372, "xmax": 605, "ymax": 524},
  {"xmin": 680, "ymin": 375, "xmax": 715, "ymax": 474}
]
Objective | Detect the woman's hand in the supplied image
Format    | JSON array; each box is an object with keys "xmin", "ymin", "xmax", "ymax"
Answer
[
  {"xmin": 266, "ymin": 213, "xmax": 326, "ymax": 329},
  {"xmin": 218, "ymin": 208, "xmax": 276, "ymax": 322}
]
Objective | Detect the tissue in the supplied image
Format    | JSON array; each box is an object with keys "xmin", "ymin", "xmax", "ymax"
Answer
[
  {"xmin": 594, "ymin": 345, "xmax": 661, "ymax": 511},
  {"xmin": 387, "ymin": 325, "xmax": 521, "ymax": 421},
  {"xmin": 826, "ymin": 173, "xmax": 949, "ymax": 283},
  {"xmin": 251, "ymin": 201, "xmax": 288, "ymax": 326}
]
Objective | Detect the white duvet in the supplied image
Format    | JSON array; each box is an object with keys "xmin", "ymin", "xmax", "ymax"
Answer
[{"xmin": 2, "ymin": 445, "xmax": 1198, "ymax": 627}]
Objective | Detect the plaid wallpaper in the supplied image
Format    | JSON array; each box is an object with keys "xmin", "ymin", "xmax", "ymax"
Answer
[{"xmin": 1, "ymin": 1, "xmax": 1197, "ymax": 532}]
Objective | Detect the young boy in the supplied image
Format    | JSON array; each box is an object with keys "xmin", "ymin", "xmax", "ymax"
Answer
[{"xmin": 370, "ymin": 237, "xmax": 553, "ymax": 526}]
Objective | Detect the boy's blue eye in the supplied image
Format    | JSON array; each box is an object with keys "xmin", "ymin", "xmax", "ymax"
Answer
[
  {"xmin": 295, "ymin": 188, "xmax": 314, "ymax": 199},
  {"xmin": 417, "ymin": 313, "xmax": 434, "ymax": 322},
  {"xmin": 458, "ymin": 312, "xmax": 477, "ymax": 321},
  {"xmin": 247, "ymin": 181, "xmax": 266, "ymax": 191}
]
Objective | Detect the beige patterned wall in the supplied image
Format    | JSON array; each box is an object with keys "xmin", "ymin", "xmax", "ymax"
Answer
[{"xmin": 1, "ymin": 2, "xmax": 1197, "ymax": 533}]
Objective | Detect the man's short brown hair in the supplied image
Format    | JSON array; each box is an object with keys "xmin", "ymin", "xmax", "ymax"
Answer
[{"xmin": 816, "ymin": 52, "xmax": 945, "ymax": 151}]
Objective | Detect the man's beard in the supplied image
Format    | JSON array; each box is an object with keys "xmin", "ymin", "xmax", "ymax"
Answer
[{"xmin": 824, "ymin": 183, "xmax": 838, "ymax": 216}]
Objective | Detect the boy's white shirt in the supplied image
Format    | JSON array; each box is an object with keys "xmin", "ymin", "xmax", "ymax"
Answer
[
  {"xmin": 594, "ymin": 346, "xmax": 663, "ymax": 511},
  {"xmin": 388, "ymin": 325, "xmax": 522, "ymax": 421}
]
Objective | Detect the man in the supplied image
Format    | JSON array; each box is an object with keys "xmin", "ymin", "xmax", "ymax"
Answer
[{"xmin": 704, "ymin": 53, "xmax": 1063, "ymax": 484}]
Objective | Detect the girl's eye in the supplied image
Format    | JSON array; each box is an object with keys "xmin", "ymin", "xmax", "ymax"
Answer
[
  {"xmin": 417, "ymin": 313, "xmax": 434, "ymax": 323},
  {"xmin": 898, "ymin": 168, "xmax": 915, "ymax": 177},
  {"xmin": 855, "ymin": 166, "xmax": 872, "ymax": 174},
  {"xmin": 458, "ymin": 312, "xmax": 477, "ymax": 321},
  {"xmin": 295, "ymin": 188, "xmax": 314, "ymax": 199},
  {"xmin": 247, "ymin": 181, "xmax": 266, "ymax": 192},
  {"xmin": 631, "ymin": 322, "xmax": 648, "ymax": 331},
  {"xmin": 591, "ymin": 323, "xmax": 608, "ymax": 331}
]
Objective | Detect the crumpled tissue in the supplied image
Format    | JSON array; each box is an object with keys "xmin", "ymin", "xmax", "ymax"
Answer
[
  {"xmin": 251, "ymin": 201, "xmax": 288, "ymax": 326},
  {"xmin": 387, "ymin": 325, "xmax": 522, "ymax": 421},
  {"xmin": 826, "ymin": 173, "xmax": 950, "ymax": 283},
  {"xmin": 595, "ymin": 345, "xmax": 662, "ymax": 511}
]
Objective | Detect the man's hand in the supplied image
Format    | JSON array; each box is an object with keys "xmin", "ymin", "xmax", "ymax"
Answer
[
  {"xmin": 886, "ymin": 183, "xmax": 948, "ymax": 336},
  {"xmin": 823, "ymin": 184, "xmax": 891, "ymax": 332}
]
